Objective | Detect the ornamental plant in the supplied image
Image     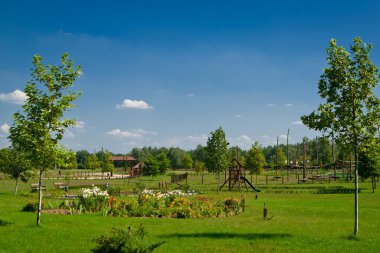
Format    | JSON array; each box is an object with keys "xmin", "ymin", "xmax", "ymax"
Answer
[{"xmin": 78, "ymin": 187, "xmax": 109, "ymax": 212}]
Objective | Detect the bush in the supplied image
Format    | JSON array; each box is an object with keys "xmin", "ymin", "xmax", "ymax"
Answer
[
  {"xmin": 223, "ymin": 198, "xmax": 242, "ymax": 215},
  {"xmin": 91, "ymin": 224, "xmax": 164, "ymax": 253},
  {"xmin": 78, "ymin": 187, "xmax": 109, "ymax": 212},
  {"xmin": 22, "ymin": 202, "xmax": 39, "ymax": 212}
]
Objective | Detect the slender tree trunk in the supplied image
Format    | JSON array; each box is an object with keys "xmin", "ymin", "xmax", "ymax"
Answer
[
  {"xmin": 354, "ymin": 151, "xmax": 359, "ymax": 236},
  {"xmin": 37, "ymin": 169, "xmax": 43, "ymax": 225},
  {"xmin": 15, "ymin": 178, "xmax": 19, "ymax": 195}
]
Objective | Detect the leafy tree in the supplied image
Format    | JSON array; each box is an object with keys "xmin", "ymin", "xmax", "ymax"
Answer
[
  {"xmin": 87, "ymin": 154, "xmax": 101, "ymax": 173},
  {"xmin": 8, "ymin": 53, "xmax": 81, "ymax": 225},
  {"xmin": 182, "ymin": 153, "xmax": 193, "ymax": 170},
  {"xmin": 76, "ymin": 149, "xmax": 89, "ymax": 169},
  {"xmin": 205, "ymin": 127, "xmax": 229, "ymax": 190},
  {"xmin": 190, "ymin": 145, "xmax": 206, "ymax": 163},
  {"xmin": 359, "ymin": 146, "xmax": 380, "ymax": 193},
  {"xmin": 156, "ymin": 152, "xmax": 170, "ymax": 174},
  {"xmin": 57, "ymin": 148, "xmax": 77, "ymax": 170},
  {"xmin": 301, "ymin": 37, "xmax": 380, "ymax": 236},
  {"xmin": 143, "ymin": 155, "xmax": 160, "ymax": 177},
  {"xmin": 246, "ymin": 142, "xmax": 266, "ymax": 175},
  {"xmin": 194, "ymin": 160, "xmax": 205, "ymax": 174},
  {"xmin": 276, "ymin": 148, "xmax": 287, "ymax": 167},
  {"xmin": 167, "ymin": 147, "xmax": 185, "ymax": 169},
  {"xmin": 0, "ymin": 148, "xmax": 31, "ymax": 194},
  {"xmin": 101, "ymin": 151, "xmax": 115, "ymax": 175}
]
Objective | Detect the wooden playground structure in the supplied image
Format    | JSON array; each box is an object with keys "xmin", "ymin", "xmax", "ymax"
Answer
[{"xmin": 220, "ymin": 158, "xmax": 260, "ymax": 192}]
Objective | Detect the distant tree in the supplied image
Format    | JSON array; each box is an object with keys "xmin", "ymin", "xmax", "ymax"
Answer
[
  {"xmin": 167, "ymin": 147, "xmax": 185, "ymax": 169},
  {"xmin": 8, "ymin": 53, "xmax": 81, "ymax": 225},
  {"xmin": 276, "ymin": 148, "xmax": 287, "ymax": 167},
  {"xmin": 76, "ymin": 150, "xmax": 89, "ymax": 169},
  {"xmin": 182, "ymin": 153, "xmax": 193, "ymax": 170},
  {"xmin": 143, "ymin": 155, "xmax": 160, "ymax": 177},
  {"xmin": 205, "ymin": 127, "xmax": 229, "ymax": 190},
  {"xmin": 101, "ymin": 151, "xmax": 114, "ymax": 175},
  {"xmin": 156, "ymin": 152, "xmax": 170, "ymax": 174},
  {"xmin": 301, "ymin": 37, "xmax": 380, "ymax": 236},
  {"xmin": 190, "ymin": 145, "xmax": 206, "ymax": 163},
  {"xmin": 0, "ymin": 148, "xmax": 32, "ymax": 194},
  {"xmin": 86, "ymin": 154, "xmax": 100, "ymax": 173},
  {"xmin": 246, "ymin": 142, "xmax": 266, "ymax": 175},
  {"xmin": 57, "ymin": 149, "xmax": 77, "ymax": 170},
  {"xmin": 359, "ymin": 147, "xmax": 380, "ymax": 193},
  {"xmin": 194, "ymin": 160, "xmax": 205, "ymax": 174}
]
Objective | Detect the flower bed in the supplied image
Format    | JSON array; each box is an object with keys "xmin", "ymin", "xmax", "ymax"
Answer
[{"xmin": 69, "ymin": 187, "xmax": 244, "ymax": 218}]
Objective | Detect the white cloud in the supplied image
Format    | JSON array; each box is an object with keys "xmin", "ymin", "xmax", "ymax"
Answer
[
  {"xmin": 107, "ymin": 128, "xmax": 157, "ymax": 139},
  {"xmin": 187, "ymin": 93, "xmax": 194, "ymax": 97},
  {"xmin": 0, "ymin": 89, "xmax": 28, "ymax": 105},
  {"xmin": 285, "ymin": 103, "xmax": 293, "ymax": 107},
  {"xmin": 240, "ymin": 135, "xmax": 252, "ymax": 142},
  {"xmin": 266, "ymin": 103, "xmax": 275, "ymax": 107},
  {"xmin": 235, "ymin": 114, "xmax": 243, "ymax": 118},
  {"xmin": 279, "ymin": 134, "xmax": 288, "ymax": 140},
  {"xmin": 185, "ymin": 134, "xmax": 208, "ymax": 143},
  {"xmin": 292, "ymin": 120, "xmax": 304, "ymax": 126},
  {"xmin": 116, "ymin": 99, "xmax": 153, "ymax": 110},
  {"xmin": 228, "ymin": 135, "xmax": 255, "ymax": 149},
  {"xmin": 0, "ymin": 123, "xmax": 10, "ymax": 134}
]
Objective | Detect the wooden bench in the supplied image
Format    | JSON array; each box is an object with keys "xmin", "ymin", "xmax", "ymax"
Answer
[
  {"xmin": 31, "ymin": 184, "xmax": 46, "ymax": 192},
  {"xmin": 54, "ymin": 182, "xmax": 68, "ymax": 189}
]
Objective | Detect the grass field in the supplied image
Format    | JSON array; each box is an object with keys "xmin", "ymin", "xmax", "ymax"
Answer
[{"xmin": 0, "ymin": 171, "xmax": 379, "ymax": 252}]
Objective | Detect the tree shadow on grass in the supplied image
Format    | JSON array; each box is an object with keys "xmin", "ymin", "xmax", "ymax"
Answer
[
  {"xmin": 160, "ymin": 232, "xmax": 292, "ymax": 240},
  {"xmin": 0, "ymin": 219, "xmax": 13, "ymax": 226}
]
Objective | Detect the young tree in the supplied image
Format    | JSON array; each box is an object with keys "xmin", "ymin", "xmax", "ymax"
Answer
[
  {"xmin": 156, "ymin": 152, "xmax": 170, "ymax": 174},
  {"xmin": 276, "ymin": 148, "xmax": 287, "ymax": 167},
  {"xmin": 194, "ymin": 160, "xmax": 205, "ymax": 175},
  {"xmin": 182, "ymin": 153, "xmax": 193, "ymax": 170},
  {"xmin": 246, "ymin": 142, "xmax": 266, "ymax": 175},
  {"xmin": 101, "ymin": 151, "xmax": 115, "ymax": 176},
  {"xmin": 301, "ymin": 37, "xmax": 380, "ymax": 236},
  {"xmin": 8, "ymin": 53, "xmax": 81, "ymax": 225},
  {"xmin": 57, "ymin": 149, "xmax": 77, "ymax": 170},
  {"xmin": 0, "ymin": 148, "xmax": 31, "ymax": 194},
  {"xmin": 76, "ymin": 149, "xmax": 89, "ymax": 169},
  {"xmin": 86, "ymin": 154, "xmax": 101, "ymax": 174},
  {"xmin": 143, "ymin": 155, "xmax": 160, "ymax": 177},
  {"xmin": 205, "ymin": 127, "xmax": 229, "ymax": 190}
]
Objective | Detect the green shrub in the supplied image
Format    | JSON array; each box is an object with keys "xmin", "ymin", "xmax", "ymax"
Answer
[
  {"xmin": 223, "ymin": 198, "xmax": 242, "ymax": 215},
  {"xmin": 91, "ymin": 224, "xmax": 164, "ymax": 253},
  {"xmin": 22, "ymin": 202, "xmax": 39, "ymax": 212}
]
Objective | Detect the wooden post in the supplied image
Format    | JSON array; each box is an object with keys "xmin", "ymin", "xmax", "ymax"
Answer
[
  {"xmin": 263, "ymin": 203, "xmax": 267, "ymax": 219},
  {"xmin": 303, "ymin": 139, "xmax": 306, "ymax": 180},
  {"xmin": 287, "ymin": 129, "xmax": 290, "ymax": 181}
]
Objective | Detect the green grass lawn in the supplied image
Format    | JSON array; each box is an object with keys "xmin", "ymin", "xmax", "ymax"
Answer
[{"xmin": 0, "ymin": 172, "xmax": 379, "ymax": 253}]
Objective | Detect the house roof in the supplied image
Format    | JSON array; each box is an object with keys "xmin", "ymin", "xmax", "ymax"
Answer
[{"xmin": 110, "ymin": 156, "xmax": 136, "ymax": 161}]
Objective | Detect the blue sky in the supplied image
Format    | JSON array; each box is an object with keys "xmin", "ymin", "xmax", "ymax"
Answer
[{"xmin": 1, "ymin": 0, "xmax": 380, "ymax": 153}]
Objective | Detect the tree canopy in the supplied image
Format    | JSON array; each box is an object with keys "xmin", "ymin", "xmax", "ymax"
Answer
[
  {"xmin": 205, "ymin": 127, "xmax": 229, "ymax": 174},
  {"xmin": 301, "ymin": 37, "xmax": 380, "ymax": 236},
  {"xmin": 246, "ymin": 142, "xmax": 266, "ymax": 175},
  {"xmin": 8, "ymin": 53, "xmax": 81, "ymax": 225}
]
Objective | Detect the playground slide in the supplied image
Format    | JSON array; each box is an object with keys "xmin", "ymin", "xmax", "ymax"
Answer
[{"xmin": 240, "ymin": 176, "xmax": 261, "ymax": 192}]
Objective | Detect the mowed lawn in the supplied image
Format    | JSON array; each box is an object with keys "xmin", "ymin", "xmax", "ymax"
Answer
[{"xmin": 0, "ymin": 176, "xmax": 379, "ymax": 253}]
